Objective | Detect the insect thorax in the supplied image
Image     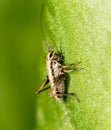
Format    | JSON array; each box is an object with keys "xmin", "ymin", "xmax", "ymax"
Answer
[
  {"xmin": 46, "ymin": 51, "xmax": 63, "ymax": 84},
  {"xmin": 46, "ymin": 51, "xmax": 65, "ymax": 100}
]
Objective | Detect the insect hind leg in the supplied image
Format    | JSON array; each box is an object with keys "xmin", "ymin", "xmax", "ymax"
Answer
[
  {"xmin": 36, "ymin": 76, "xmax": 49, "ymax": 94},
  {"xmin": 57, "ymin": 93, "xmax": 80, "ymax": 102}
]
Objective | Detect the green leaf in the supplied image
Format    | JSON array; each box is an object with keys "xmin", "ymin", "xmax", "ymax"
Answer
[{"xmin": 36, "ymin": 0, "xmax": 111, "ymax": 130}]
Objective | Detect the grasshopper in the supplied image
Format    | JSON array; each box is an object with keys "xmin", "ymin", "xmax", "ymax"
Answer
[{"xmin": 35, "ymin": 5, "xmax": 83, "ymax": 102}]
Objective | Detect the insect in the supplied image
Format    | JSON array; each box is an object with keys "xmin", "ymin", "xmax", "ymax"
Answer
[{"xmin": 35, "ymin": 5, "xmax": 83, "ymax": 102}]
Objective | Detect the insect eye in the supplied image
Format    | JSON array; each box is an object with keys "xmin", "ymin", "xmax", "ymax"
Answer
[
  {"xmin": 53, "ymin": 61, "xmax": 56, "ymax": 65},
  {"xmin": 49, "ymin": 51, "xmax": 53, "ymax": 58}
]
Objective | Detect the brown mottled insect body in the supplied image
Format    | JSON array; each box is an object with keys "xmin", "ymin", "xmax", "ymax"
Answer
[
  {"xmin": 36, "ymin": 51, "xmax": 82, "ymax": 102},
  {"xmin": 46, "ymin": 51, "xmax": 63, "ymax": 86},
  {"xmin": 38, "ymin": 51, "xmax": 65, "ymax": 101}
]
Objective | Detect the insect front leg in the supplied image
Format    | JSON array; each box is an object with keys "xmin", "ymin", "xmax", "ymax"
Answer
[
  {"xmin": 36, "ymin": 76, "xmax": 49, "ymax": 94},
  {"xmin": 62, "ymin": 61, "xmax": 84, "ymax": 73}
]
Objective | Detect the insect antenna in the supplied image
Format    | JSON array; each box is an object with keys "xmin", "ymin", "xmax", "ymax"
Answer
[{"xmin": 40, "ymin": 5, "xmax": 51, "ymax": 52}]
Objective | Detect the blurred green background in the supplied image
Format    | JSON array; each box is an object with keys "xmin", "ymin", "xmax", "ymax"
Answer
[{"xmin": 0, "ymin": 0, "xmax": 46, "ymax": 130}]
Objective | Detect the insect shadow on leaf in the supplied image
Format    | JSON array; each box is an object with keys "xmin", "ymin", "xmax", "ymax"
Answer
[{"xmin": 63, "ymin": 73, "xmax": 70, "ymax": 102}]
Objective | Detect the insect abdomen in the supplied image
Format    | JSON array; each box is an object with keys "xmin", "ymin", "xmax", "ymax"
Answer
[
  {"xmin": 46, "ymin": 60, "xmax": 62, "ymax": 87},
  {"xmin": 55, "ymin": 77, "xmax": 65, "ymax": 99}
]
